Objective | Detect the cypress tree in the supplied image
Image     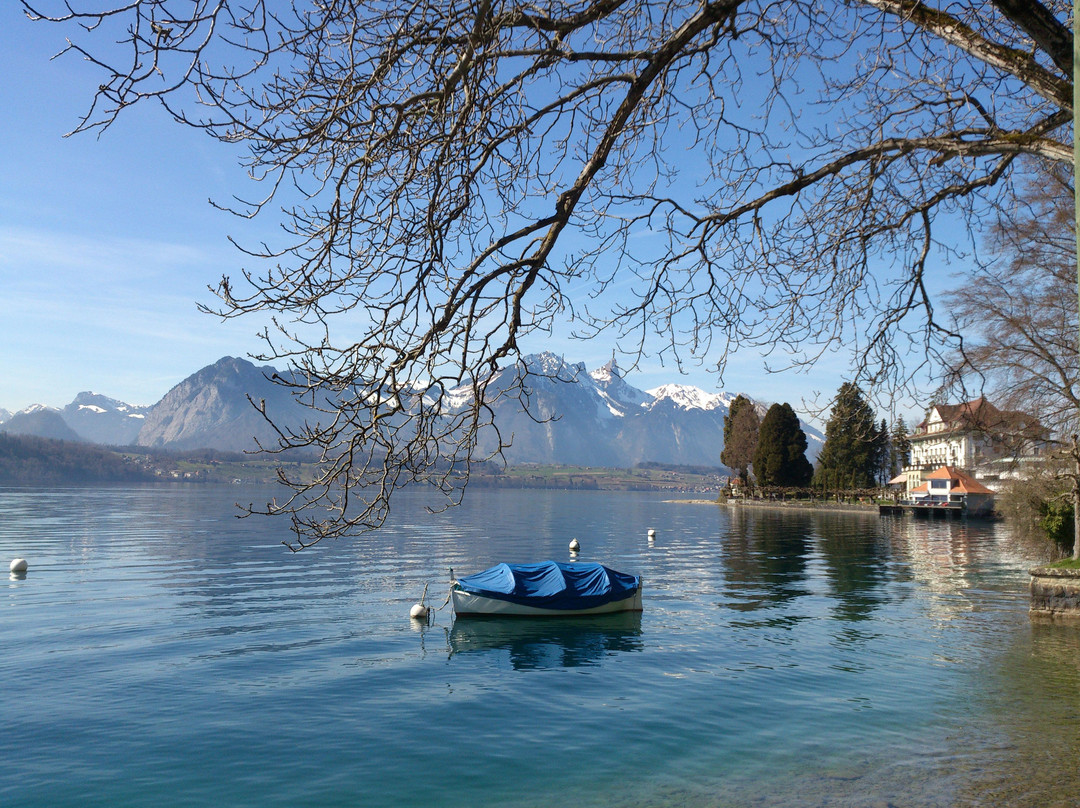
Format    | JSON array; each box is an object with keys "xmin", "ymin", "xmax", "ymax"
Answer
[
  {"xmin": 753, "ymin": 403, "xmax": 814, "ymax": 487},
  {"xmin": 721, "ymin": 395, "xmax": 760, "ymax": 483},
  {"xmin": 873, "ymin": 417, "xmax": 891, "ymax": 485}
]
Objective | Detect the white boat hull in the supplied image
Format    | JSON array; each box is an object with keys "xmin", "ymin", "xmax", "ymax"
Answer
[{"xmin": 451, "ymin": 585, "xmax": 643, "ymax": 617}]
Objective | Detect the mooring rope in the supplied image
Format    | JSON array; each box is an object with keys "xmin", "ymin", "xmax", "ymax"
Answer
[{"xmin": 432, "ymin": 584, "xmax": 454, "ymax": 612}]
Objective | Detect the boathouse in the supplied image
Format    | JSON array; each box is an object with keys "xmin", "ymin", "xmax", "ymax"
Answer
[{"xmin": 883, "ymin": 465, "xmax": 996, "ymax": 518}]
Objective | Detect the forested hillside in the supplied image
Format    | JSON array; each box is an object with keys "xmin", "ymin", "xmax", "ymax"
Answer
[{"xmin": 0, "ymin": 434, "xmax": 155, "ymax": 484}]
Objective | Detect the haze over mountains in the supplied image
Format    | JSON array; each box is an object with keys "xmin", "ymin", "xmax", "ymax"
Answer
[{"xmin": 0, "ymin": 354, "xmax": 822, "ymax": 468}]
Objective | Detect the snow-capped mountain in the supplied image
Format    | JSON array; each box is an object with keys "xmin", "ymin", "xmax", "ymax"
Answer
[
  {"xmin": 645, "ymin": 384, "xmax": 736, "ymax": 412},
  {"xmin": 0, "ymin": 395, "xmax": 152, "ymax": 446},
  {"xmin": 446, "ymin": 352, "xmax": 821, "ymax": 468},
  {"xmin": 2, "ymin": 352, "xmax": 822, "ymax": 467},
  {"xmin": 1, "ymin": 406, "xmax": 84, "ymax": 442},
  {"xmin": 62, "ymin": 392, "xmax": 152, "ymax": 446},
  {"xmin": 589, "ymin": 358, "xmax": 654, "ymax": 412}
]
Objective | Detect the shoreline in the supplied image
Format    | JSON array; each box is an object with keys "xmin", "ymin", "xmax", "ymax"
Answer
[{"xmin": 670, "ymin": 498, "xmax": 879, "ymax": 516}]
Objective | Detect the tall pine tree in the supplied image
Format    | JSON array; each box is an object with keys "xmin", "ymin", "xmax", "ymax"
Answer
[
  {"xmin": 721, "ymin": 395, "xmax": 760, "ymax": 483},
  {"xmin": 816, "ymin": 383, "xmax": 878, "ymax": 489},
  {"xmin": 890, "ymin": 417, "xmax": 911, "ymax": 477},
  {"xmin": 753, "ymin": 403, "xmax": 814, "ymax": 487},
  {"xmin": 873, "ymin": 418, "xmax": 891, "ymax": 485}
]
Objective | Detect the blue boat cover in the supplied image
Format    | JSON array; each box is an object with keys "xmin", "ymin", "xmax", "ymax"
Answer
[{"xmin": 455, "ymin": 561, "xmax": 639, "ymax": 611}]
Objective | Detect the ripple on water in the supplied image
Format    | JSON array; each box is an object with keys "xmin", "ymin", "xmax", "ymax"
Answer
[{"xmin": 1, "ymin": 486, "xmax": 1077, "ymax": 808}]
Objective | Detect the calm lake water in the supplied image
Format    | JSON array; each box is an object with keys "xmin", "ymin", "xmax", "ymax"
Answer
[{"xmin": 2, "ymin": 484, "xmax": 1079, "ymax": 807}]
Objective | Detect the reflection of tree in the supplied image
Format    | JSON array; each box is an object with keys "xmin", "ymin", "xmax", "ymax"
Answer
[
  {"xmin": 720, "ymin": 509, "xmax": 813, "ymax": 613},
  {"xmin": 812, "ymin": 513, "xmax": 888, "ymax": 623}
]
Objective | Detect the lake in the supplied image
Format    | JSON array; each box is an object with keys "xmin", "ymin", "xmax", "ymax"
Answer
[{"xmin": 2, "ymin": 484, "xmax": 1079, "ymax": 807}]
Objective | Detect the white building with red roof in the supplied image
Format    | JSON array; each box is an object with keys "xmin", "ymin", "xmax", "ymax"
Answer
[
  {"xmin": 906, "ymin": 466, "xmax": 997, "ymax": 517},
  {"xmin": 902, "ymin": 397, "xmax": 1050, "ymax": 494}
]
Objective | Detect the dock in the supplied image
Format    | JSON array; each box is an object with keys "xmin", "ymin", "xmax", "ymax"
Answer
[{"xmin": 878, "ymin": 502, "xmax": 966, "ymax": 519}]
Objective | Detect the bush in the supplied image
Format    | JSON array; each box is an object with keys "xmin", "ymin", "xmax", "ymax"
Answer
[{"xmin": 1039, "ymin": 499, "xmax": 1075, "ymax": 551}]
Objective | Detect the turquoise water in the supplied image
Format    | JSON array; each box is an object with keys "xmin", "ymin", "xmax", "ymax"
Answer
[{"xmin": 2, "ymin": 485, "xmax": 1079, "ymax": 807}]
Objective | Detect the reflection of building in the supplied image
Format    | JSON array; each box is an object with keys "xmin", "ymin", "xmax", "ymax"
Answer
[
  {"xmin": 903, "ymin": 398, "xmax": 1049, "ymax": 492},
  {"xmin": 906, "ymin": 466, "xmax": 996, "ymax": 517}
]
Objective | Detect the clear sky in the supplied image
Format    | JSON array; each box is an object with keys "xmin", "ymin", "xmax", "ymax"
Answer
[{"xmin": 2, "ymin": 7, "xmax": 927, "ymax": 423}]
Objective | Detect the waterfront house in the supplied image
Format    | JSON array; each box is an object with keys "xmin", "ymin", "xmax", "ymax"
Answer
[
  {"xmin": 902, "ymin": 397, "xmax": 1049, "ymax": 492},
  {"xmin": 905, "ymin": 466, "xmax": 996, "ymax": 517}
]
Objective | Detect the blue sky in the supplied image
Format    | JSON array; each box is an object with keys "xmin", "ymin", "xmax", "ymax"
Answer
[
  {"xmin": 3, "ymin": 9, "xmax": 269, "ymax": 410},
  {"xmin": 2, "ymin": 7, "xmax": 922, "ymax": 423}
]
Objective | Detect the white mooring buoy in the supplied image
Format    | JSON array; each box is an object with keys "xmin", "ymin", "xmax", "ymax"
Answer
[
  {"xmin": 569, "ymin": 538, "xmax": 580, "ymax": 552},
  {"xmin": 10, "ymin": 558, "xmax": 27, "ymax": 573},
  {"xmin": 647, "ymin": 529, "xmax": 656, "ymax": 542},
  {"xmin": 410, "ymin": 582, "xmax": 430, "ymax": 620}
]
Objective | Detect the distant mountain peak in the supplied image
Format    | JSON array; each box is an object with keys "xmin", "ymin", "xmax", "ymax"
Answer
[
  {"xmin": 21, "ymin": 403, "xmax": 57, "ymax": 415},
  {"xmin": 646, "ymin": 384, "xmax": 733, "ymax": 412},
  {"xmin": 62, "ymin": 392, "xmax": 153, "ymax": 445},
  {"xmin": 2, "ymin": 352, "xmax": 823, "ymax": 465},
  {"xmin": 589, "ymin": 360, "xmax": 651, "ymax": 412},
  {"xmin": 135, "ymin": 355, "xmax": 306, "ymax": 452},
  {"xmin": 593, "ymin": 354, "xmax": 622, "ymax": 380},
  {"xmin": 519, "ymin": 351, "xmax": 584, "ymax": 380},
  {"xmin": 2, "ymin": 407, "xmax": 84, "ymax": 442}
]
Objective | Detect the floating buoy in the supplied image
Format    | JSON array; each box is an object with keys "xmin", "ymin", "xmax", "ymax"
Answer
[
  {"xmin": 647, "ymin": 529, "xmax": 656, "ymax": 542},
  {"xmin": 410, "ymin": 582, "xmax": 430, "ymax": 620},
  {"xmin": 9, "ymin": 558, "xmax": 27, "ymax": 573},
  {"xmin": 569, "ymin": 538, "xmax": 580, "ymax": 552}
]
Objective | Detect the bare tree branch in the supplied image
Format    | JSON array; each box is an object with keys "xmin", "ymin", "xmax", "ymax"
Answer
[{"xmin": 21, "ymin": 0, "xmax": 1076, "ymax": 543}]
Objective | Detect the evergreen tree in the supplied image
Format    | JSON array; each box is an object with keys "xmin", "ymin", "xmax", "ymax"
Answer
[
  {"xmin": 873, "ymin": 418, "xmax": 891, "ymax": 485},
  {"xmin": 816, "ymin": 383, "xmax": 878, "ymax": 489},
  {"xmin": 721, "ymin": 395, "xmax": 760, "ymax": 483},
  {"xmin": 890, "ymin": 417, "xmax": 911, "ymax": 478},
  {"xmin": 753, "ymin": 403, "xmax": 814, "ymax": 487}
]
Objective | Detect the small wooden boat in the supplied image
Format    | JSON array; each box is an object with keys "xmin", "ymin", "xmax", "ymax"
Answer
[{"xmin": 451, "ymin": 561, "xmax": 642, "ymax": 617}]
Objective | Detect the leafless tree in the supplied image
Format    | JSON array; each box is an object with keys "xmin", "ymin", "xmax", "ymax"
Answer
[
  {"xmin": 944, "ymin": 166, "xmax": 1077, "ymax": 435},
  {"xmin": 943, "ymin": 165, "xmax": 1079, "ymax": 554},
  {"xmin": 21, "ymin": 0, "xmax": 1075, "ymax": 546}
]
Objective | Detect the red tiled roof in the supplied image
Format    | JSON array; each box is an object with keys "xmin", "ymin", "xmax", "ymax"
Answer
[
  {"xmin": 913, "ymin": 398, "xmax": 1042, "ymax": 440},
  {"xmin": 924, "ymin": 466, "xmax": 959, "ymax": 479},
  {"xmin": 919, "ymin": 466, "xmax": 995, "ymax": 494}
]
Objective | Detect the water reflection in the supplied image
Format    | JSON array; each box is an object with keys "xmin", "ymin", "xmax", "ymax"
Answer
[
  {"xmin": 447, "ymin": 612, "xmax": 643, "ymax": 670},
  {"xmin": 720, "ymin": 508, "xmax": 814, "ymax": 612},
  {"xmin": 7, "ymin": 485, "xmax": 1080, "ymax": 808},
  {"xmin": 812, "ymin": 513, "xmax": 889, "ymax": 623}
]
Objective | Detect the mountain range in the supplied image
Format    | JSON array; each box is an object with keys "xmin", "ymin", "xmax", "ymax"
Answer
[{"xmin": 0, "ymin": 353, "xmax": 823, "ymax": 468}]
